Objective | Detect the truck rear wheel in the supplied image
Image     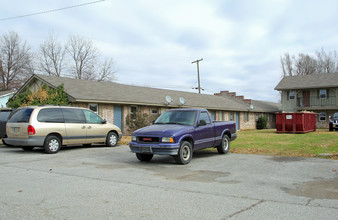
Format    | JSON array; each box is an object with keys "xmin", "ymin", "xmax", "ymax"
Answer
[
  {"xmin": 217, "ymin": 135, "xmax": 230, "ymax": 154},
  {"xmin": 174, "ymin": 141, "xmax": 192, "ymax": 165},
  {"xmin": 136, "ymin": 153, "xmax": 153, "ymax": 162}
]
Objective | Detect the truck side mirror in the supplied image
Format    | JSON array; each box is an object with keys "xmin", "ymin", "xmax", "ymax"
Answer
[{"xmin": 198, "ymin": 120, "xmax": 206, "ymax": 126}]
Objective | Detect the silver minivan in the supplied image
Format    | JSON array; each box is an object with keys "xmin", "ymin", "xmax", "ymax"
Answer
[{"xmin": 4, "ymin": 106, "xmax": 122, "ymax": 154}]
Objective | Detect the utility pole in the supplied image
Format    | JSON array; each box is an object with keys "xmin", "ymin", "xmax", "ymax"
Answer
[{"xmin": 191, "ymin": 58, "xmax": 203, "ymax": 94}]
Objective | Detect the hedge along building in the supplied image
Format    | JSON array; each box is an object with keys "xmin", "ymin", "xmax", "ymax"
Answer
[{"xmin": 11, "ymin": 74, "xmax": 281, "ymax": 135}]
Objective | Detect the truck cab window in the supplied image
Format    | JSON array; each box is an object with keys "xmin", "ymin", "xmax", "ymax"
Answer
[{"xmin": 199, "ymin": 112, "xmax": 211, "ymax": 124}]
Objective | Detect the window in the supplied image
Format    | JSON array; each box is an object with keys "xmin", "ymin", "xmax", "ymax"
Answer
[
  {"xmin": 62, "ymin": 108, "xmax": 86, "ymax": 123},
  {"xmin": 8, "ymin": 108, "xmax": 34, "ymax": 123},
  {"xmin": 218, "ymin": 111, "xmax": 223, "ymax": 121},
  {"xmin": 154, "ymin": 110, "xmax": 197, "ymax": 126},
  {"xmin": 84, "ymin": 110, "xmax": 104, "ymax": 124},
  {"xmin": 319, "ymin": 112, "xmax": 326, "ymax": 121},
  {"xmin": 230, "ymin": 112, "xmax": 234, "ymax": 121},
  {"xmin": 244, "ymin": 112, "xmax": 249, "ymax": 122},
  {"xmin": 131, "ymin": 106, "xmax": 137, "ymax": 119},
  {"xmin": 199, "ymin": 111, "xmax": 211, "ymax": 124},
  {"xmin": 289, "ymin": 91, "xmax": 295, "ymax": 100},
  {"xmin": 151, "ymin": 108, "xmax": 158, "ymax": 115},
  {"xmin": 319, "ymin": 89, "xmax": 327, "ymax": 99},
  {"xmin": 37, "ymin": 108, "xmax": 64, "ymax": 123},
  {"xmin": 89, "ymin": 104, "xmax": 98, "ymax": 114}
]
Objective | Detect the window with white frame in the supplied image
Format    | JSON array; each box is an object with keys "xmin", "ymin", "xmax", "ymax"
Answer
[
  {"xmin": 88, "ymin": 104, "xmax": 98, "ymax": 114},
  {"xmin": 131, "ymin": 106, "xmax": 137, "ymax": 119},
  {"xmin": 289, "ymin": 91, "xmax": 295, "ymax": 100},
  {"xmin": 230, "ymin": 112, "xmax": 234, "ymax": 121},
  {"xmin": 319, "ymin": 112, "xmax": 326, "ymax": 121},
  {"xmin": 244, "ymin": 112, "xmax": 249, "ymax": 122},
  {"xmin": 151, "ymin": 108, "xmax": 158, "ymax": 115},
  {"xmin": 319, "ymin": 89, "xmax": 327, "ymax": 99}
]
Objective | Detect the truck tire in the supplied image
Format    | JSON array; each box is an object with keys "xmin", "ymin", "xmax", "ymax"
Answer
[
  {"xmin": 174, "ymin": 141, "xmax": 193, "ymax": 165},
  {"xmin": 217, "ymin": 135, "xmax": 230, "ymax": 154},
  {"xmin": 136, "ymin": 153, "xmax": 153, "ymax": 162},
  {"xmin": 329, "ymin": 124, "xmax": 333, "ymax": 131},
  {"xmin": 44, "ymin": 135, "xmax": 61, "ymax": 154}
]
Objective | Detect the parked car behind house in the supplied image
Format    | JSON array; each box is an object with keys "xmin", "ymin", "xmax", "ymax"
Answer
[
  {"xmin": 0, "ymin": 109, "xmax": 14, "ymax": 139},
  {"xmin": 329, "ymin": 112, "xmax": 338, "ymax": 131},
  {"xmin": 4, "ymin": 106, "xmax": 122, "ymax": 153}
]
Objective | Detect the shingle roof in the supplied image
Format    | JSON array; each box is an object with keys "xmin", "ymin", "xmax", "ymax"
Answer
[
  {"xmin": 16, "ymin": 74, "xmax": 280, "ymax": 113},
  {"xmin": 25, "ymin": 74, "xmax": 251, "ymax": 111},
  {"xmin": 251, "ymin": 100, "xmax": 281, "ymax": 112},
  {"xmin": 275, "ymin": 73, "xmax": 338, "ymax": 90},
  {"xmin": 0, "ymin": 90, "xmax": 15, "ymax": 97}
]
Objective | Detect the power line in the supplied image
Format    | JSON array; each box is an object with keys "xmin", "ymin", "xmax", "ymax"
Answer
[{"xmin": 0, "ymin": 0, "xmax": 106, "ymax": 21}]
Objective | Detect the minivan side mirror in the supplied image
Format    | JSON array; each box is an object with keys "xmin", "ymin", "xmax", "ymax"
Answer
[
  {"xmin": 102, "ymin": 119, "xmax": 107, "ymax": 124},
  {"xmin": 197, "ymin": 120, "xmax": 207, "ymax": 126}
]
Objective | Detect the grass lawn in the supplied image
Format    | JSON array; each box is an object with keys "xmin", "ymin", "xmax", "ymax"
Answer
[
  {"xmin": 230, "ymin": 129, "xmax": 338, "ymax": 159},
  {"xmin": 120, "ymin": 129, "xmax": 338, "ymax": 159}
]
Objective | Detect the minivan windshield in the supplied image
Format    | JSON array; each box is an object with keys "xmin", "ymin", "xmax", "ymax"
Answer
[
  {"xmin": 154, "ymin": 110, "xmax": 197, "ymax": 126},
  {"xmin": 8, "ymin": 108, "xmax": 34, "ymax": 123}
]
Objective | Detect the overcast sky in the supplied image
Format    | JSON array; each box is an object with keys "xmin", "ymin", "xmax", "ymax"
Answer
[{"xmin": 1, "ymin": 0, "xmax": 338, "ymax": 102}]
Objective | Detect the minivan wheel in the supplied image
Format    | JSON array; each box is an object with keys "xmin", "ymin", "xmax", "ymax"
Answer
[
  {"xmin": 106, "ymin": 132, "xmax": 118, "ymax": 147},
  {"xmin": 21, "ymin": 146, "xmax": 34, "ymax": 151},
  {"xmin": 44, "ymin": 135, "xmax": 61, "ymax": 154}
]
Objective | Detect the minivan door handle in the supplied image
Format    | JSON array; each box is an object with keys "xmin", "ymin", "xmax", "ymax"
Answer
[
  {"xmin": 87, "ymin": 126, "xmax": 92, "ymax": 129},
  {"xmin": 81, "ymin": 126, "xmax": 86, "ymax": 129}
]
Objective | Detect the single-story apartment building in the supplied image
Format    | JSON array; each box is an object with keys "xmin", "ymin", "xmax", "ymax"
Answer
[{"xmin": 11, "ymin": 74, "xmax": 281, "ymax": 135}]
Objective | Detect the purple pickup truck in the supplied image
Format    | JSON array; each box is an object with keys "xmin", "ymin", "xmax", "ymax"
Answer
[{"xmin": 129, "ymin": 108, "xmax": 237, "ymax": 165}]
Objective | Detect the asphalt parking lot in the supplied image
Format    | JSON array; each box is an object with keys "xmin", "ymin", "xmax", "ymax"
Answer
[{"xmin": 0, "ymin": 144, "xmax": 337, "ymax": 220}]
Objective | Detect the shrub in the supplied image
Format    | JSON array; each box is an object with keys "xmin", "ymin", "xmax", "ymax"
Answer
[
  {"xmin": 7, "ymin": 84, "xmax": 69, "ymax": 108},
  {"xmin": 126, "ymin": 111, "xmax": 159, "ymax": 133},
  {"xmin": 256, "ymin": 116, "xmax": 267, "ymax": 129}
]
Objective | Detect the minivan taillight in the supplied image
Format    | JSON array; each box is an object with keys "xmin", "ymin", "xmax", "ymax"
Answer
[{"xmin": 28, "ymin": 125, "xmax": 35, "ymax": 135}]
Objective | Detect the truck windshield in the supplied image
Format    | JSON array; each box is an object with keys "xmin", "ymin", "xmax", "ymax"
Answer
[{"xmin": 154, "ymin": 110, "xmax": 197, "ymax": 126}]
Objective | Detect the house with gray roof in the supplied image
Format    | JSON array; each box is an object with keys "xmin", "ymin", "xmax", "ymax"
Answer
[
  {"xmin": 0, "ymin": 91, "xmax": 15, "ymax": 108},
  {"xmin": 275, "ymin": 73, "xmax": 338, "ymax": 128},
  {"xmin": 12, "ymin": 74, "xmax": 281, "ymax": 134}
]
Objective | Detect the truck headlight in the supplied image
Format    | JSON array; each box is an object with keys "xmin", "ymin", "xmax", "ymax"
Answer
[
  {"xmin": 162, "ymin": 137, "xmax": 174, "ymax": 143},
  {"xmin": 132, "ymin": 136, "xmax": 137, "ymax": 142}
]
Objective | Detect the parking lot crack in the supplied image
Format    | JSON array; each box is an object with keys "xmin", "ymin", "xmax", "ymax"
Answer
[{"xmin": 224, "ymin": 199, "xmax": 265, "ymax": 219}]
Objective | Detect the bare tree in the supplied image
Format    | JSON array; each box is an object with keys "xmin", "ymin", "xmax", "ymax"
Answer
[
  {"xmin": 0, "ymin": 31, "xmax": 33, "ymax": 90},
  {"xmin": 295, "ymin": 54, "xmax": 317, "ymax": 75},
  {"xmin": 67, "ymin": 35, "xmax": 98, "ymax": 80},
  {"xmin": 97, "ymin": 57, "xmax": 117, "ymax": 82},
  {"xmin": 39, "ymin": 33, "xmax": 67, "ymax": 76},
  {"xmin": 280, "ymin": 53, "xmax": 293, "ymax": 76},
  {"xmin": 280, "ymin": 49, "xmax": 338, "ymax": 77},
  {"xmin": 316, "ymin": 48, "xmax": 338, "ymax": 74}
]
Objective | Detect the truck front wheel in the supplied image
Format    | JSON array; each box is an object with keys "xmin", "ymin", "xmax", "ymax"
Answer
[
  {"xmin": 174, "ymin": 141, "xmax": 193, "ymax": 165},
  {"xmin": 136, "ymin": 153, "xmax": 153, "ymax": 162},
  {"xmin": 217, "ymin": 135, "xmax": 230, "ymax": 154}
]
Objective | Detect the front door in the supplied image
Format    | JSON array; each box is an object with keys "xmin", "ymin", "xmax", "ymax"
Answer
[
  {"xmin": 303, "ymin": 91, "xmax": 310, "ymax": 107},
  {"xmin": 236, "ymin": 112, "xmax": 240, "ymax": 130},
  {"xmin": 114, "ymin": 106, "xmax": 122, "ymax": 129}
]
